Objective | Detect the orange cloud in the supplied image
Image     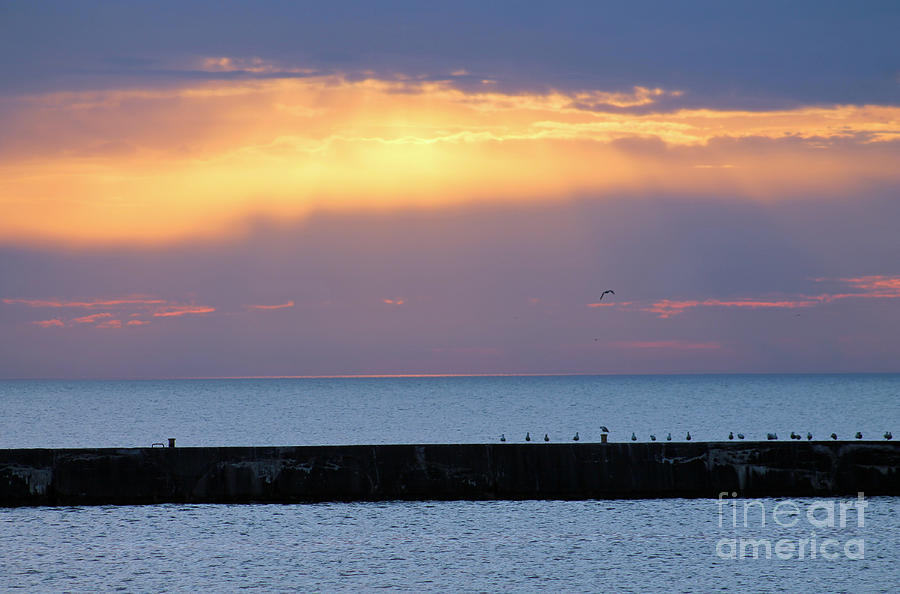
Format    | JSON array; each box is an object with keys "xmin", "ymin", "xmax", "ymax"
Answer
[
  {"xmin": 96, "ymin": 319, "xmax": 122, "ymax": 329},
  {"xmin": 245, "ymin": 300, "xmax": 295, "ymax": 310},
  {"xmin": 1, "ymin": 69, "xmax": 898, "ymax": 246},
  {"xmin": 3, "ymin": 294, "xmax": 216, "ymax": 327},
  {"xmin": 126, "ymin": 319, "xmax": 150, "ymax": 326},
  {"xmin": 32, "ymin": 319, "xmax": 64, "ymax": 328},
  {"xmin": 383, "ymin": 299, "xmax": 406, "ymax": 305}
]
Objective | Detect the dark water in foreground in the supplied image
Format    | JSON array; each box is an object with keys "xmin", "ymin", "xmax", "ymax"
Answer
[{"xmin": 1, "ymin": 374, "xmax": 898, "ymax": 591}]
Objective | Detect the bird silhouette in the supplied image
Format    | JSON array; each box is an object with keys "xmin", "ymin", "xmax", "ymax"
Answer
[
  {"xmin": 737, "ymin": 433, "xmax": 745, "ymax": 440},
  {"xmin": 855, "ymin": 432, "xmax": 863, "ymax": 439},
  {"xmin": 650, "ymin": 434, "xmax": 656, "ymax": 441},
  {"xmin": 500, "ymin": 433, "xmax": 506, "ymax": 442},
  {"xmin": 573, "ymin": 432, "xmax": 580, "ymax": 441},
  {"xmin": 831, "ymin": 433, "xmax": 838, "ymax": 440},
  {"xmin": 884, "ymin": 431, "xmax": 893, "ymax": 440},
  {"xmin": 767, "ymin": 433, "xmax": 778, "ymax": 440},
  {"xmin": 544, "ymin": 433, "xmax": 550, "ymax": 442},
  {"xmin": 525, "ymin": 432, "xmax": 531, "ymax": 442},
  {"xmin": 666, "ymin": 432, "xmax": 672, "ymax": 441},
  {"xmin": 686, "ymin": 431, "xmax": 692, "ymax": 441},
  {"xmin": 631, "ymin": 432, "xmax": 637, "ymax": 441},
  {"xmin": 790, "ymin": 432, "xmax": 800, "ymax": 440},
  {"xmin": 807, "ymin": 432, "xmax": 813, "ymax": 440},
  {"xmin": 600, "ymin": 426, "xmax": 610, "ymax": 433},
  {"xmin": 597, "ymin": 290, "xmax": 615, "ymax": 301},
  {"xmin": 728, "ymin": 431, "xmax": 734, "ymax": 440}
]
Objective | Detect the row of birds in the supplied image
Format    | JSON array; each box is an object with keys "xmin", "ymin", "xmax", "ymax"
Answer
[{"xmin": 500, "ymin": 430, "xmax": 893, "ymax": 442}]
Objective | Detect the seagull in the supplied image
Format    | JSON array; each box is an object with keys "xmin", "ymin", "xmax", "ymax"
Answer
[
  {"xmin": 544, "ymin": 433, "xmax": 550, "ymax": 442},
  {"xmin": 855, "ymin": 432, "xmax": 863, "ymax": 439},
  {"xmin": 666, "ymin": 432, "xmax": 672, "ymax": 441},
  {"xmin": 831, "ymin": 433, "xmax": 838, "ymax": 440},
  {"xmin": 573, "ymin": 432, "xmax": 580, "ymax": 441},
  {"xmin": 737, "ymin": 433, "xmax": 745, "ymax": 440},
  {"xmin": 728, "ymin": 431, "xmax": 734, "ymax": 440},
  {"xmin": 600, "ymin": 426, "xmax": 610, "ymax": 433},
  {"xmin": 767, "ymin": 433, "xmax": 778, "ymax": 440},
  {"xmin": 790, "ymin": 432, "xmax": 800, "ymax": 440},
  {"xmin": 500, "ymin": 433, "xmax": 506, "ymax": 442},
  {"xmin": 686, "ymin": 431, "xmax": 692, "ymax": 441},
  {"xmin": 885, "ymin": 431, "xmax": 893, "ymax": 440},
  {"xmin": 807, "ymin": 432, "xmax": 813, "ymax": 440},
  {"xmin": 631, "ymin": 432, "xmax": 637, "ymax": 441},
  {"xmin": 650, "ymin": 434, "xmax": 657, "ymax": 441},
  {"xmin": 525, "ymin": 432, "xmax": 531, "ymax": 442},
  {"xmin": 598, "ymin": 290, "xmax": 615, "ymax": 301}
]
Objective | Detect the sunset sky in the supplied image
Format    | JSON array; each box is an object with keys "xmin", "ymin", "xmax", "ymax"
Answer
[{"xmin": 1, "ymin": 1, "xmax": 899, "ymax": 378}]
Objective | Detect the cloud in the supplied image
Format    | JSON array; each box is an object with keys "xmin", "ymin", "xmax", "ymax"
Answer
[
  {"xmin": 71, "ymin": 312, "xmax": 114, "ymax": 324},
  {"xmin": 382, "ymin": 299, "xmax": 405, "ymax": 305},
  {"xmin": 592, "ymin": 275, "xmax": 900, "ymax": 318},
  {"xmin": 2, "ymin": 294, "xmax": 215, "ymax": 326},
  {"xmin": 245, "ymin": 300, "xmax": 295, "ymax": 310},
  {"xmin": 152, "ymin": 305, "xmax": 216, "ymax": 318},
  {"xmin": 32, "ymin": 319, "xmax": 64, "ymax": 328},
  {"xmin": 1, "ymin": 72, "xmax": 898, "ymax": 246}
]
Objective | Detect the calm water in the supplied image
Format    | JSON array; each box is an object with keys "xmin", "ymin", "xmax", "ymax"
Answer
[{"xmin": 2, "ymin": 374, "xmax": 898, "ymax": 591}]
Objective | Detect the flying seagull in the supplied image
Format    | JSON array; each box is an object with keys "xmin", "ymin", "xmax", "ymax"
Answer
[{"xmin": 598, "ymin": 290, "xmax": 615, "ymax": 301}]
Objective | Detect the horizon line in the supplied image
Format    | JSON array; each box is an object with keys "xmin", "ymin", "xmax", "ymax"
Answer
[{"xmin": 2, "ymin": 370, "xmax": 899, "ymax": 381}]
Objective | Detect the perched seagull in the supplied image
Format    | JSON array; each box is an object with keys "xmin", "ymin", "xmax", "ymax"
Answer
[
  {"xmin": 573, "ymin": 432, "xmax": 580, "ymax": 441},
  {"xmin": 598, "ymin": 290, "xmax": 615, "ymax": 301},
  {"xmin": 600, "ymin": 426, "xmax": 610, "ymax": 433},
  {"xmin": 500, "ymin": 433, "xmax": 506, "ymax": 442},
  {"xmin": 790, "ymin": 432, "xmax": 801, "ymax": 440},
  {"xmin": 855, "ymin": 432, "xmax": 863, "ymax": 439},
  {"xmin": 831, "ymin": 433, "xmax": 838, "ymax": 440},
  {"xmin": 666, "ymin": 432, "xmax": 672, "ymax": 441},
  {"xmin": 544, "ymin": 433, "xmax": 550, "ymax": 442},
  {"xmin": 767, "ymin": 433, "xmax": 778, "ymax": 440},
  {"xmin": 631, "ymin": 432, "xmax": 637, "ymax": 441},
  {"xmin": 885, "ymin": 431, "xmax": 893, "ymax": 440},
  {"xmin": 686, "ymin": 431, "xmax": 692, "ymax": 441},
  {"xmin": 737, "ymin": 433, "xmax": 745, "ymax": 440},
  {"xmin": 525, "ymin": 432, "xmax": 531, "ymax": 442},
  {"xmin": 728, "ymin": 431, "xmax": 734, "ymax": 440},
  {"xmin": 807, "ymin": 432, "xmax": 813, "ymax": 441},
  {"xmin": 650, "ymin": 434, "xmax": 657, "ymax": 441}
]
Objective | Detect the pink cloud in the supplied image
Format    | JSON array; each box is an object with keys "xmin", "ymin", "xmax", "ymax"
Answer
[
  {"xmin": 245, "ymin": 300, "xmax": 295, "ymax": 310},
  {"xmin": 383, "ymin": 299, "xmax": 405, "ymax": 305},
  {"xmin": 32, "ymin": 319, "xmax": 64, "ymax": 328},
  {"xmin": 152, "ymin": 305, "xmax": 216, "ymax": 317},
  {"xmin": 71, "ymin": 312, "xmax": 114, "ymax": 324},
  {"xmin": 96, "ymin": 319, "xmax": 123, "ymax": 329},
  {"xmin": 2, "ymin": 297, "xmax": 166, "ymax": 309},
  {"xmin": 126, "ymin": 320, "xmax": 150, "ymax": 326}
]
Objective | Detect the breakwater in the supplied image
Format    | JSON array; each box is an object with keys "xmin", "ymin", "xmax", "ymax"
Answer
[{"xmin": 1, "ymin": 441, "xmax": 898, "ymax": 507}]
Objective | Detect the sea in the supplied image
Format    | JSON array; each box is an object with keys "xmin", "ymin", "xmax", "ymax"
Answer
[{"xmin": 1, "ymin": 374, "xmax": 898, "ymax": 592}]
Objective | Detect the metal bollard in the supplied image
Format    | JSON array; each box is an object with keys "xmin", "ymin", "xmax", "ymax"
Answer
[
  {"xmin": 168, "ymin": 438, "xmax": 176, "ymax": 448},
  {"xmin": 601, "ymin": 434, "xmax": 608, "ymax": 443}
]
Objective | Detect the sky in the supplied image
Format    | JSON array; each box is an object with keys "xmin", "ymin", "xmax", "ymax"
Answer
[{"xmin": 1, "ymin": 1, "xmax": 899, "ymax": 378}]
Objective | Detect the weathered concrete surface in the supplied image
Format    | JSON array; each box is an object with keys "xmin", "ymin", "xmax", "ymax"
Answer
[{"xmin": 1, "ymin": 442, "xmax": 898, "ymax": 507}]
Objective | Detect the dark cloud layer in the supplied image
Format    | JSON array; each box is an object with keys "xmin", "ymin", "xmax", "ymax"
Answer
[{"xmin": 1, "ymin": 1, "xmax": 897, "ymax": 108}]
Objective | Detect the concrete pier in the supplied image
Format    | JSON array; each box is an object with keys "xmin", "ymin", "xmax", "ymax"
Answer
[{"xmin": 1, "ymin": 441, "xmax": 898, "ymax": 507}]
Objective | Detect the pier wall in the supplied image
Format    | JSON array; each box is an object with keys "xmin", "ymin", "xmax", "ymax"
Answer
[{"xmin": 1, "ymin": 442, "xmax": 898, "ymax": 506}]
